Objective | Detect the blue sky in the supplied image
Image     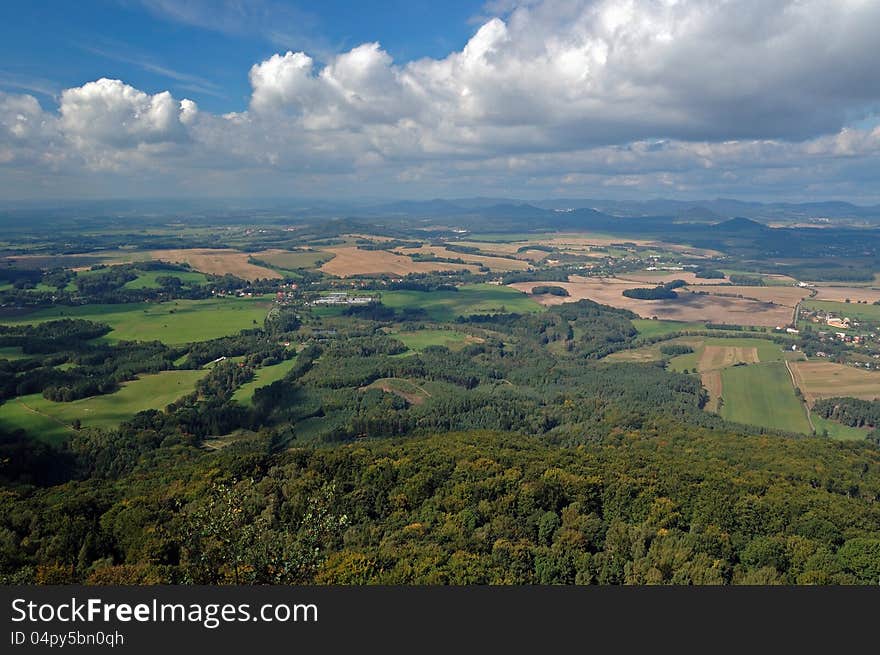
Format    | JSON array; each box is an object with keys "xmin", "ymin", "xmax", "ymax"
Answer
[
  {"xmin": 0, "ymin": 0, "xmax": 482, "ymax": 113},
  {"xmin": 2, "ymin": 1, "xmax": 880, "ymax": 202}
]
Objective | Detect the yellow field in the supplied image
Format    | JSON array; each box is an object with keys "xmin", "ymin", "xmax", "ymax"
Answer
[
  {"xmin": 617, "ymin": 271, "xmax": 729, "ymax": 286},
  {"xmin": 398, "ymin": 245, "xmax": 530, "ymax": 272},
  {"xmin": 319, "ymin": 247, "xmax": 479, "ymax": 277},
  {"xmin": 509, "ymin": 276, "xmax": 793, "ymax": 326},
  {"xmin": 789, "ymin": 361, "xmax": 880, "ymax": 405},
  {"xmin": 150, "ymin": 249, "xmax": 280, "ymax": 281}
]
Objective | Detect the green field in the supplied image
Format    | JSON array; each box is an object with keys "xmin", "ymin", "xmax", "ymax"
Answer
[
  {"xmin": 0, "ymin": 346, "xmax": 29, "ymax": 360},
  {"xmin": 803, "ymin": 300, "xmax": 880, "ymax": 323},
  {"xmin": 668, "ymin": 348, "xmax": 701, "ymax": 372},
  {"xmin": 122, "ymin": 270, "xmax": 209, "ymax": 289},
  {"xmin": 394, "ymin": 329, "xmax": 472, "ymax": 351},
  {"xmin": 0, "ymin": 297, "xmax": 272, "ymax": 344},
  {"xmin": 379, "ymin": 284, "xmax": 542, "ymax": 321},
  {"xmin": 668, "ymin": 337, "xmax": 788, "ymax": 372},
  {"xmin": 0, "ymin": 369, "xmax": 206, "ymax": 443},
  {"xmin": 719, "ymin": 270, "xmax": 793, "ymax": 286},
  {"xmin": 810, "ymin": 412, "xmax": 870, "ymax": 441},
  {"xmin": 720, "ymin": 362, "xmax": 811, "ymax": 433},
  {"xmin": 632, "ymin": 319, "xmax": 706, "ymax": 338},
  {"xmin": 232, "ymin": 357, "xmax": 298, "ymax": 405}
]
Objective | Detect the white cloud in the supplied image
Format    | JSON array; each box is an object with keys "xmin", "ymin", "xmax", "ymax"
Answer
[
  {"xmin": 4, "ymin": 0, "xmax": 880, "ymax": 199},
  {"xmin": 59, "ymin": 78, "xmax": 195, "ymax": 148}
]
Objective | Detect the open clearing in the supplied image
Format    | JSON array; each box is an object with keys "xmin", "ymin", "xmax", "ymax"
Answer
[
  {"xmin": 720, "ymin": 362, "xmax": 812, "ymax": 434},
  {"xmin": 510, "ymin": 276, "xmax": 793, "ymax": 326},
  {"xmin": 363, "ymin": 377, "xmax": 431, "ymax": 405},
  {"xmin": 0, "ymin": 297, "xmax": 272, "ymax": 344},
  {"xmin": 0, "ymin": 346, "xmax": 29, "ymax": 360},
  {"xmin": 393, "ymin": 329, "xmax": 480, "ymax": 352},
  {"xmin": 631, "ymin": 319, "xmax": 706, "ymax": 338},
  {"xmin": 232, "ymin": 357, "xmax": 298, "ymax": 405},
  {"xmin": 397, "ymin": 245, "xmax": 530, "ymax": 272},
  {"xmin": 150, "ymin": 248, "xmax": 281, "ymax": 280},
  {"xmin": 0, "ymin": 369, "xmax": 206, "ymax": 443},
  {"xmin": 319, "ymin": 246, "xmax": 479, "ymax": 277},
  {"xmin": 252, "ymin": 249, "xmax": 332, "ymax": 270},
  {"xmin": 810, "ymin": 412, "xmax": 870, "ymax": 441},
  {"xmin": 789, "ymin": 361, "xmax": 880, "ymax": 405},
  {"xmin": 686, "ymin": 285, "xmax": 809, "ymax": 307},
  {"xmin": 380, "ymin": 284, "xmax": 541, "ymax": 321}
]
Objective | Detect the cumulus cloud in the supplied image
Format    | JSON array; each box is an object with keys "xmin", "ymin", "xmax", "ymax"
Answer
[
  {"xmin": 3, "ymin": 0, "xmax": 880, "ymax": 199},
  {"xmin": 59, "ymin": 78, "xmax": 196, "ymax": 148}
]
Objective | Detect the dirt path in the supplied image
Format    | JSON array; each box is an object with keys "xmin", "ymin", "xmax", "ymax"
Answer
[
  {"xmin": 785, "ymin": 360, "xmax": 815, "ymax": 432},
  {"xmin": 15, "ymin": 398, "xmax": 74, "ymax": 431},
  {"xmin": 701, "ymin": 370, "xmax": 723, "ymax": 412}
]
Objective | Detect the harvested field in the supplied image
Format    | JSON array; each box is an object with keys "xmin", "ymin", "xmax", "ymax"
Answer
[
  {"xmin": 617, "ymin": 271, "xmax": 729, "ymax": 286},
  {"xmin": 151, "ymin": 248, "xmax": 280, "ymax": 280},
  {"xmin": 320, "ymin": 246, "xmax": 479, "ymax": 277},
  {"xmin": 509, "ymin": 276, "xmax": 793, "ymax": 326},
  {"xmin": 398, "ymin": 245, "xmax": 530, "ymax": 271},
  {"xmin": 812, "ymin": 285, "xmax": 880, "ymax": 304},
  {"xmin": 698, "ymin": 345, "xmax": 759, "ymax": 371},
  {"xmin": 687, "ymin": 285, "xmax": 810, "ymax": 307},
  {"xmin": 788, "ymin": 361, "xmax": 880, "ymax": 405}
]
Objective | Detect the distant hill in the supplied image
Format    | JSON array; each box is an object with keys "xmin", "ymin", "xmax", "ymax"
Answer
[{"xmin": 712, "ymin": 217, "xmax": 768, "ymax": 233}]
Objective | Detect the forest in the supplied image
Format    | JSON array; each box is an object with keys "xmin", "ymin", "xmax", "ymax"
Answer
[{"xmin": 2, "ymin": 292, "xmax": 880, "ymax": 585}]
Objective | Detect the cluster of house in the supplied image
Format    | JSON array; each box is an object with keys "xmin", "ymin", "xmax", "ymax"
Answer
[
  {"xmin": 816, "ymin": 330, "xmax": 872, "ymax": 344},
  {"xmin": 311, "ymin": 292, "xmax": 375, "ymax": 306}
]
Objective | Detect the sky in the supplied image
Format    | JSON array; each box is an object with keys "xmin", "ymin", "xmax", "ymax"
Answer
[{"xmin": 2, "ymin": 0, "xmax": 880, "ymax": 203}]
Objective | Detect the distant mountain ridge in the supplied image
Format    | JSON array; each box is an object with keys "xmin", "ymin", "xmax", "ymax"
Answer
[{"xmin": 356, "ymin": 197, "xmax": 880, "ymax": 224}]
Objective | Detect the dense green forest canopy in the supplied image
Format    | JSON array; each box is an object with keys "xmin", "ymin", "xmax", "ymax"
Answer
[{"xmin": 2, "ymin": 426, "xmax": 879, "ymax": 585}]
